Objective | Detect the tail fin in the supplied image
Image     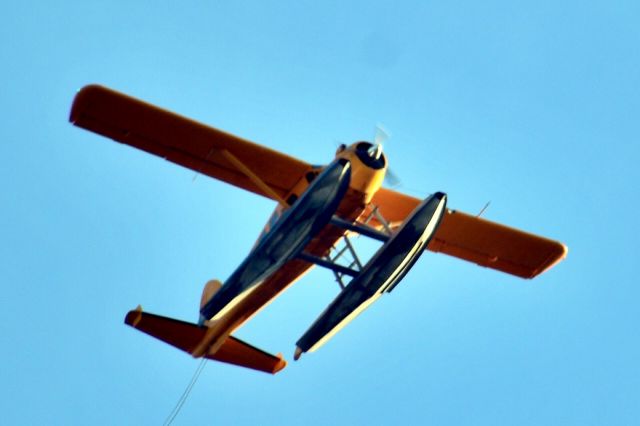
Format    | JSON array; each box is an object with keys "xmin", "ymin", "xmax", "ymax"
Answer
[{"xmin": 124, "ymin": 307, "xmax": 286, "ymax": 374}]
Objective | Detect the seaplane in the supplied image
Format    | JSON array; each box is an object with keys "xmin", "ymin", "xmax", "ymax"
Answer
[{"xmin": 69, "ymin": 85, "xmax": 567, "ymax": 374}]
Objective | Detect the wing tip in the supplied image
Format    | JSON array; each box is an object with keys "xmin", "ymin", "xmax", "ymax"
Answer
[
  {"xmin": 272, "ymin": 354, "xmax": 287, "ymax": 374},
  {"xmin": 124, "ymin": 305, "xmax": 144, "ymax": 327},
  {"xmin": 69, "ymin": 84, "xmax": 105, "ymax": 124},
  {"xmin": 527, "ymin": 240, "xmax": 568, "ymax": 279}
]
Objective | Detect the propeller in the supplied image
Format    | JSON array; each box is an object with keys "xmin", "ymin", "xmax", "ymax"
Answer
[
  {"xmin": 373, "ymin": 124, "xmax": 402, "ymax": 188},
  {"xmin": 335, "ymin": 124, "xmax": 401, "ymax": 187},
  {"xmin": 374, "ymin": 124, "xmax": 390, "ymax": 147},
  {"xmin": 385, "ymin": 168, "xmax": 402, "ymax": 187}
]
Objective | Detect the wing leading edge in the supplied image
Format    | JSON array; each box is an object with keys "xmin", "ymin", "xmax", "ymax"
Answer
[
  {"xmin": 70, "ymin": 85, "xmax": 311, "ymax": 200},
  {"xmin": 372, "ymin": 188, "xmax": 567, "ymax": 278}
]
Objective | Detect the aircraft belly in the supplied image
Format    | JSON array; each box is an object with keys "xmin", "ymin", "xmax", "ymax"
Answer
[
  {"xmin": 212, "ymin": 188, "xmax": 370, "ymax": 336},
  {"xmin": 296, "ymin": 192, "xmax": 448, "ymax": 354}
]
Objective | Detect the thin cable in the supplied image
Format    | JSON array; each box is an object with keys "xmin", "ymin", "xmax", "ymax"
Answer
[
  {"xmin": 164, "ymin": 358, "xmax": 207, "ymax": 425},
  {"xmin": 163, "ymin": 358, "xmax": 208, "ymax": 426}
]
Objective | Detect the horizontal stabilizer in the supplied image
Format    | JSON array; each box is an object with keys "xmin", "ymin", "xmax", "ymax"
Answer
[{"xmin": 124, "ymin": 308, "xmax": 286, "ymax": 374}]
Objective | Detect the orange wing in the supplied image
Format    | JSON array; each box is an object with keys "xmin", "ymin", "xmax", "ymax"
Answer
[
  {"xmin": 372, "ymin": 188, "xmax": 567, "ymax": 279},
  {"xmin": 70, "ymin": 85, "xmax": 311, "ymax": 201}
]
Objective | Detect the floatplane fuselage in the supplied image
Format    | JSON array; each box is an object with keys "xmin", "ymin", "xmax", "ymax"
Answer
[{"xmin": 71, "ymin": 85, "xmax": 566, "ymax": 374}]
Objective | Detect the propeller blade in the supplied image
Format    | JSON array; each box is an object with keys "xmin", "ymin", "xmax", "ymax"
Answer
[
  {"xmin": 374, "ymin": 124, "xmax": 390, "ymax": 146},
  {"xmin": 385, "ymin": 168, "xmax": 401, "ymax": 187}
]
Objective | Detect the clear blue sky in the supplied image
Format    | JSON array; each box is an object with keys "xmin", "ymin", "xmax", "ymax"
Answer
[{"xmin": 2, "ymin": 1, "xmax": 638, "ymax": 424}]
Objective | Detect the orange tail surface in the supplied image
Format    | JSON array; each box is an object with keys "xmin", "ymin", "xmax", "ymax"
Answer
[{"xmin": 124, "ymin": 308, "xmax": 286, "ymax": 374}]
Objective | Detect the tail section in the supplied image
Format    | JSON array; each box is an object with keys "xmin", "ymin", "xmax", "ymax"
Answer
[
  {"xmin": 200, "ymin": 280, "xmax": 222, "ymax": 308},
  {"xmin": 124, "ymin": 307, "xmax": 286, "ymax": 374},
  {"xmin": 199, "ymin": 279, "xmax": 222, "ymax": 325}
]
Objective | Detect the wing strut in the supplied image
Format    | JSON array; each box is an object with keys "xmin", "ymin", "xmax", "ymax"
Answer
[
  {"xmin": 298, "ymin": 252, "xmax": 359, "ymax": 279},
  {"xmin": 220, "ymin": 149, "xmax": 288, "ymax": 207},
  {"xmin": 298, "ymin": 208, "xmax": 393, "ymax": 289},
  {"xmin": 329, "ymin": 216, "xmax": 390, "ymax": 242},
  {"xmin": 369, "ymin": 205, "xmax": 394, "ymax": 235}
]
